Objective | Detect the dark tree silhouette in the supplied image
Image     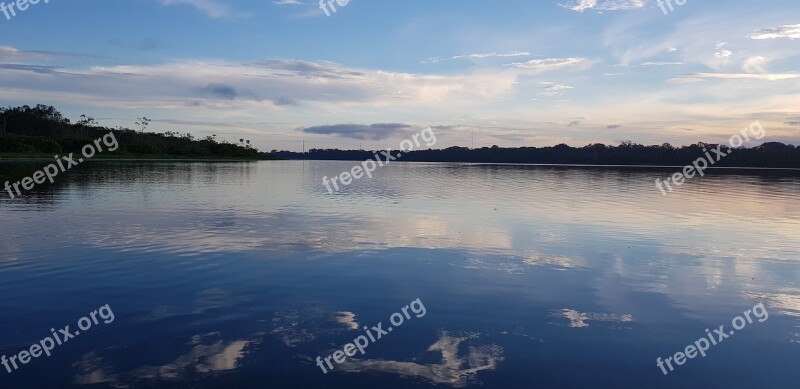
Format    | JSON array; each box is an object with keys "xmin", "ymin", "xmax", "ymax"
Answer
[
  {"xmin": 0, "ymin": 105, "xmax": 273, "ymax": 159},
  {"xmin": 267, "ymin": 141, "xmax": 800, "ymax": 168}
]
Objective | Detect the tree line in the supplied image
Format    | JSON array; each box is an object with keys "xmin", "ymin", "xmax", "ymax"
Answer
[
  {"xmin": 268, "ymin": 141, "xmax": 800, "ymax": 168},
  {"xmin": 0, "ymin": 105, "xmax": 271, "ymax": 159}
]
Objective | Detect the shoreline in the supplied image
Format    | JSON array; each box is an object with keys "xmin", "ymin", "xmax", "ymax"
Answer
[
  {"xmin": 271, "ymin": 159, "xmax": 800, "ymax": 171},
  {"xmin": 0, "ymin": 155, "xmax": 271, "ymax": 162},
  {"xmin": 3, "ymin": 157, "xmax": 798, "ymax": 171}
]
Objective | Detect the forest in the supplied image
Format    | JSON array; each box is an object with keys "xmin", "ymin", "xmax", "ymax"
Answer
[
  {"xmin": 0, "ymin": 105, "xmax": 268, "ymax": 159},
  {"xmin": 268, "ymin": 141, "xmax": 800, "ymax": 168}
]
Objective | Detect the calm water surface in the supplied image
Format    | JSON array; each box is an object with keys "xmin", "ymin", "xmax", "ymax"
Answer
[{"xmin": 0, "ymin": 160, "xmax": 798, "ymax": 388}]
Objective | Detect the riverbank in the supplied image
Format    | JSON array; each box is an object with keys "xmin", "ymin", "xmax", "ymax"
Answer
[{"xmin": 0, "ymin": 153, "xmax": 279, "ymax": 161}]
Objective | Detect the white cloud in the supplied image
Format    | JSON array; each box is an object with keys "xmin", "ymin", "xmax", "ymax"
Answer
[
  {"xmin": 748, "ymin": 24, "xmax": 800, "ymax": 40},
  {"xmin": 452, "ymin": 51, "xmax": 532, "ymax": 60},
  {"xmin": 714, "ymin": 42, "xmax": 732, "ymax": 59},
  {"xmin": 560, "ymin": 0, "xmax": 645, "ymax": 12},
  {"xmin": 0, "ymin": 57, "xmax": 521, "ymax": 111},
  {"xmin": 421, "ymin": 57, "xmax": 445, "ymax": 64},
  {"xmin": 537, "ymin": 82, "xmax": 574, "ymax": 96},
  {"xmin": 504, "ymin": 57, "xmax": 588, "ymax": 73},
  {"xmin": 713, "ymin": 50, "xmax": 733, "ymax": 59},
  {"xmin": 640, "ymin": 61, "xmax": 685, "ymax": 66},
  {"xmin": 562, "ymin": 0, "xmax": 597, "ymax": 12},
  {"xmin": 673, "ymin": 73, "xmax": 800, "ymax": 81},
  {"xmin": 0, "ymin": 46, "xmax": 41, "ymax": 61}
]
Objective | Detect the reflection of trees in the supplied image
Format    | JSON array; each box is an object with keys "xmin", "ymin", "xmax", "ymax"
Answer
[{"xmin": 0, "ymin": 161, "xmax": 257, "ymax": 206}]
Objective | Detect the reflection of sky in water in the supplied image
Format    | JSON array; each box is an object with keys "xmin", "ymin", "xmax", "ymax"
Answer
[
  {"xmin": 0, "ymin": 161, "xmax": 798, "ymax": 387},
  {"xmin": 73, "ymin": 332, "xmax": 251, "ymax": 386},
  {"xmin": 339, "ymin": 330, "xmax": 504, "ymax": 388}
]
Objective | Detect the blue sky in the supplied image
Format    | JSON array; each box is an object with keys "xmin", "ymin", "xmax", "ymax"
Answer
[{"xmin": 0, "ymin": 0, "xmax": 798, "ymax": 151}]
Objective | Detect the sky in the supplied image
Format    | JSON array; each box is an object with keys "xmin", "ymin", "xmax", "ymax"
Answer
[{"xmin": 0, "ymin": 0, "xmax": 798, "ymax": 151}]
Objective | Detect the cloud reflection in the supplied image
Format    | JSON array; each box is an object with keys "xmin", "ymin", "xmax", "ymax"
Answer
[
  {"xmin": 338, "ymin": 330, "xmax": 504, "ymax": 387},
  {"xmin": 558, "ymin": 309, "xmax": 634, "ymax": 328},
  {"xmin": 73, "ymin": 332, "xmax": 251, "ymax": 386}
]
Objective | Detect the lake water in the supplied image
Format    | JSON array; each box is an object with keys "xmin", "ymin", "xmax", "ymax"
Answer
[{"xmin": 0, "ymin": 160, "xmax": 798, "ymax": 388}]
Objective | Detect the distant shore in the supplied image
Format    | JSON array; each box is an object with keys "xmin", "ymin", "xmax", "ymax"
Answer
[{"xmin": 271, "ymin": 142, "xmax": 800, "ymax": 169}]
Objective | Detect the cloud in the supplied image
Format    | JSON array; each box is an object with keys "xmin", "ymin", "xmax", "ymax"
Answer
[
  {"xmin": 504, "ymin": 57, "xmax": 588, "ymax": 73},
  {"xmin": 0, "ymin": 46, "xmax": 48, "ymax": 61},
  {"xmin": 672, "ymin": 73, "xmax": 800, "ymax": 82},
  {"xmin": 785, "ymin": 118, "xmax": 800, "ymax": 126},
  {"xmin": 422, "ymin": 51, "xmax": 531, "ymax": 64},
  {"xmin": 199, "ymin": 83, "xmax": 272, "ymax": 103},
  {"xmin": 607, "ymin": 124, "xmax": 621, "ymax": 129},
  {"xmin": 0, "ymin": 45, "xmax": 108, "ymax": 61},
  {"xmin": 640, "ymin": 61, "xmax": 685, "ymax": 66},
  {"xmin": 561, "ymin": 0, "xmax": 597, "ymax": 12},
  {"xmin": 158, "ymin": 0, "xmax": 244, "ymax": 18},
  {"xmin": 560, "ymin": 0, "xmax": 645, "ymax": 12},
  {"xmin": 273, "ymin": 0, "xmax": 303, "ymax": 4},
  {"xmin": 0, "ymin": 64, "xmax": 63, "ymax": 74},
  {"xmin": 421, "ymin": 57, "xmax": 445, "ymax": 64},
  {"xmin": 202, "ymin": 83, "xmax": 238, "ymax": 100},
  {"xmin": 666, "ymin": 78, "xmax": 704, "ymax": 84},
  {"xmin": 714, "ymin": 42, "xmax": 732, "ymax": 59},
  {"xmin": 0, "ymin": 55, "xmax": 521, "ymax": 114},
  {"xmin": 302, "ymin": 123, "xmax": 415, "ymax": 140},
  {"xmin": 537, "ymin": 82, "xmax": 574, "ymax": 96},
  {"xmin": 748, "ymin": 24, "xmax": 800, "ymax": 40},
  {"xmin": 452, "ymin": 51, "xmax": 532, "ymax": 60},
  {"xmin": 743, "ymin": 56, "xmax": 768, "ymax": 73},
  {"xmin": 248, "ymin": 59, "xmax": 370, "ymax": 79},
  {"xmin": 714, "ymin": 50, "xmax": 733, "ymax": 59}
]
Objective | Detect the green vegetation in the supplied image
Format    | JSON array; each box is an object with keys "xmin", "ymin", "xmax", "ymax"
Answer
[{"xmin": 0, "ymin": 105, "xmax": 278, "ymax": 160}]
